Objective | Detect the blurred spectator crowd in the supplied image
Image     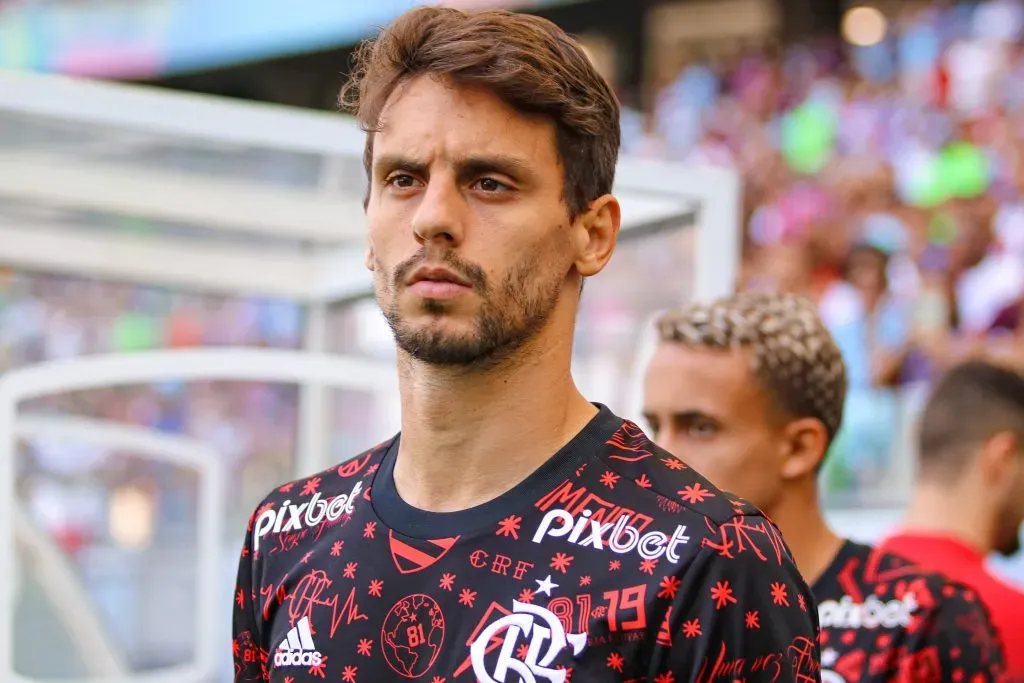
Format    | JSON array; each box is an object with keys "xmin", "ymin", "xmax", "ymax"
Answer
[{"xmin": 623, "ymin": 0, "xmax": 1024, "ymax": 499}]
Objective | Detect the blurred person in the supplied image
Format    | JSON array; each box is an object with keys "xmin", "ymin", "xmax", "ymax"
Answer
[
  {"xmin": 880, "ymin": 360, "xmax": 1024, "ymax": 676},
  {"xmin": 818, "ymin": 243, "xmax": 910, "ymax": 489},
  {"xmin": 643, "ymin": 291, "xmax": 1007, "ymax": 683},
  {"xmin": 231, "ymin": 8, "xmax": 818, "ymax": 683}
]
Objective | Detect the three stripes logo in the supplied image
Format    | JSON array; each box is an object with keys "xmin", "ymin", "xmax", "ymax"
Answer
[
  {"xmin": 389, "ymin": 530, "xmax": 459, "ymax": 574},
  {"xmin": 274, "ymin": 617, "xmax": 323, "ymax": 668}
]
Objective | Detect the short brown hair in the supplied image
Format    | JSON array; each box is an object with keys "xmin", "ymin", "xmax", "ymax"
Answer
[
  {"xmin": 657, "ymin": 292, "xmax": 848, "ymax": 442},
  {"xmin": 918, "ymin": 360, "xmax": 1024, "ymax": 481},
  {"xmin": 339, "ymin": 6, "xmax": 620, "ymax": 217}
]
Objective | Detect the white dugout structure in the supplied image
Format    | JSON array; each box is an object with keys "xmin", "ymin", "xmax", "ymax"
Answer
[{"xmin": 0, "ymin": 69, "xmax": 751, "ymax": 682}]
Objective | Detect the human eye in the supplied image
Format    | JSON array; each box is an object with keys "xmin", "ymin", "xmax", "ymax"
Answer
[
  {"xmin": 686, "ymin": 418, "xmax": 720, "ymax": 439},
  {"xmin": 471, "ymin": 177, "xmax": 512, "ymax": 193},
  {"xmin": 385, "ymin": 173, "xmax": 420, "ymax": 190}
]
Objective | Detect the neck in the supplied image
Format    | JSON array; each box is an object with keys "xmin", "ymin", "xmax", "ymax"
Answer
[
  {"xmin": 392, "ymin": 326, "xmax": 596, "ymax": 513},
  {"xmin": 902, "ymin": 482, "xmax": 993, "ymax": 554},
  {"xmin": 768, "ymin": 485, "xmax": 845, "ymax": 586}
]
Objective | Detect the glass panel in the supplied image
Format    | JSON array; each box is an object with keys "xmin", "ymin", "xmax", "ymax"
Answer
[{"xmin": 1, "ymin": 269, "xmax": 305, "ymax": 681}]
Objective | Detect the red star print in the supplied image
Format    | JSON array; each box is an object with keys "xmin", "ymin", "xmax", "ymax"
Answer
[
  {"xmin": 458, "ymin": 588, "xmax": 477, "ymax": 607},
  {"xmin": 682, "ymin": 619, "xmax": 702, "ymax": 638},
  {"xmin": 550, "ymin": 552, "xmax": 574, "ymax": 573},
  {"xmin": 710, "ymin": 580, "xmax": 737, "ymax": 609},
  {"xmin": 310, "ymin": 655, "xmax": 328, "ymax": 678},
  {"xmin": 356, "ymin": 639, "xmax": 372, "ymax": 656},
  {"xmin": 363, "ymin": 522, "xmax": 376, "ymax": 539},
  {"xmin": 745, "ymin": 610, "xmax": 760, "ymax": 629},
  {"xmin": 661, "ymin": 458, "xmax": 686, "ymax": 470},
  {"xmin": 496, "ymin": 515, "xmax": 523, "ymax": 539},
  {"xmin": 658, "ymin": 576, "xmax": 681, "ymax": 599},
  {"xmin": 636, "ymin": 473, "xmax": 653, "ymax": 488},
  {"xmin": 678, "ymin": 482, "xmax": 714, "ymax": 504},
  {"xmin": 639, "ymin": 558, "xmax": 658, "ymax": 575},
  {"xmin": 330, "ymin": 541, "xmax": 344, "ymax": 556},
  {"xmin": 580, "ymin": 576, "xmax": 592, "ymax": 587},
  {"xmin": 770, "ymin": 582, "xmax": 790, "ymax": 607},
  {"xmin": 431, "ymin": 677, "xmax": 446, "ymax": 683},
  {"xmin": 439, "ymin": 573, "xmax": 455, "ymax": 591},
  {"xmin": 607, "ymin": 652, "xmax": 625, "ymax": 672},
  {"xmin": 343, "ymin": 562, "xmax": 357, "ymax": 579},
  {"xmin": 798, "ymin": 594, "xmax": 807, "ymax": 611},
  {"xmin": 518, "ymin": 588, "xmax": 535, "ymax": 603},
  {"xmin": 368, "ymin": 580, "xmax": 383, "ymax": 597},
  {"xmin": 300, "ymin": 551, "xmax": 313, "ymax": 564},
  {"xmin": 300, "ymin": 477, "xmax": 321, "ymax": 497},
  {"xmin": 278, "ymin": 482, "xmax": 294, "ymax": 493},
  {"xmin": 341, "ymin": 664, "xmax": 357, "ymax": 682},
  {"xmin": 235, "ymin": 589, "xmax": 245, "ymax": 608},
  {"xmin": 609, "ymin": 560, "xmax": 621, "ymax": 571},
  {"xmin": 654, "ymin": 673, "xmax": 676, "ymax": 683},
  {"xmin": 600, "ymin": 470, "xmax": 620, "ymax": 488},
  {"xmin": 516, "ymin": 643, "xmax": 530, "ymax": 660}
]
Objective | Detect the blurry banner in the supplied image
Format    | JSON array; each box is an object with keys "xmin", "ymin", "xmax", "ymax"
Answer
[{"xmin": 0, "ymin": 0, "xmax": 580, "ymax": 78}]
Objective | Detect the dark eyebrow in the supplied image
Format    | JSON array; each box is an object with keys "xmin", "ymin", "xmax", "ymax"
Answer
[
  {"xmin": 372, "ymin": 154, "xmax": 428, "ymax": 179},
  {"xmin": 455, "ymin": 155, "xmax": 534, "ymax": 183},
  {"xmin": 371, "ymin": 153, "xmax": 535, "ymax": 183}
]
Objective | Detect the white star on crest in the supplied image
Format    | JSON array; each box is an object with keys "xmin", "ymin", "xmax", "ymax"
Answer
[{"xmin": 535, "ymin": 574, "xmax": 559, "ymax": 597}]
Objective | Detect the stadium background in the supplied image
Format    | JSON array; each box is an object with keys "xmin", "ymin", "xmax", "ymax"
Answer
[{"xmin": 1, "ymin": 0, "xmax": 1024, "ymax": 680}]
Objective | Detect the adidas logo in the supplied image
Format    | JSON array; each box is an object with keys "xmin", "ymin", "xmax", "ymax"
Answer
[{"xmin": 274, "ymin": 617, "xmax": 323, "ymax": 668}]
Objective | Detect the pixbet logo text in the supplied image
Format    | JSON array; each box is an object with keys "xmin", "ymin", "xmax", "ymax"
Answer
[
  {"xmin": 818, "ymin": 593, "xmax": 918, "ymax": 630},
  {"xmin": 532, "ymin": 508, "xmax": 690, "ymax": 563},
  {"xmin": 254, "ymin": 481, "xmax": 362, "ymax": 551}
]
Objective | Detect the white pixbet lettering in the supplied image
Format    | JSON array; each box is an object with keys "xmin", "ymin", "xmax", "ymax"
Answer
[
  {"xmin": 818, "ymin": 593, "xmax": 919, "ymax": 630},
  {"xmin": 532, "ymin": 508, "xmax": 690, "ymax": 562},
  {"xmin": 254, "ymin": 481, "xmax": 363, "ymax": 551}
]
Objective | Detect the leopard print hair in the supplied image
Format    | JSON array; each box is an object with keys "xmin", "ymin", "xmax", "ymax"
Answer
[{"xmin": 655, "ymin": 291, "xmax": 848, "ymax": 440}]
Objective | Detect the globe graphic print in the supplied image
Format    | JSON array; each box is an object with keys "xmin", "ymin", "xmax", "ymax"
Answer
[{"xmin": 381, "ymin": 593, "xmax": 446, "ymax": 678}]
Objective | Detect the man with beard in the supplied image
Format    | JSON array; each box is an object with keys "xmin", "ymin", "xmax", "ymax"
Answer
[
  {"xmin": 643, "ymin": 291, "xmax": 1006, "ymax": 683},
  {"xmin": 231, "ymin": 7, "xmax": 818, "ymax": 683},
  {"xmin": 879, "ymin": 360, "xmax": 1024, "ymax": 679}
]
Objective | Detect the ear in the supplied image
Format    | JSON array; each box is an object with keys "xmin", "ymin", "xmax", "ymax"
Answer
[
  {"xmin": 572, "ymin": 194, "xmax": 621, "ymax": 278},
  {"xmin": 979, "ymin": 431, "xmax": 1020, "ymax": 492},
  {"xmin": 778, "ymin": 417, "xmax": 831, "ymax": 481},
  {"xmin": 365, "ymin": 241, "xmax": 376, "ymax": 272}
]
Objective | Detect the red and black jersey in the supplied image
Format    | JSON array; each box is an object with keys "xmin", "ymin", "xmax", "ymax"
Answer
[
  {"xmin": 233, "ymin": 406, "xmax": 821, "ymax": 682},
  {"xmin": 812, "ymin": 540, "xmax": 1006, "ymax": 683}
]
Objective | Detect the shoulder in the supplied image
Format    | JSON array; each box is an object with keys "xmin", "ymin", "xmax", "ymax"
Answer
[
  {"xmin": 598, "ymin": 417, "xmax": 768, "ymax": 526},
  {"xmin": 244, "ymin": 438, "xmax": 392, "ymax": 550},
  {"xmin": 865, "ymin": 548, "xmax": 999, "ymax": 623}
]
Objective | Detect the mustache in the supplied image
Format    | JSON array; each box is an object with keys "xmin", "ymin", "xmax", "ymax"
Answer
[{"xmin": 392, "ymin": 249, "xmax": 489, "ymax": 291}]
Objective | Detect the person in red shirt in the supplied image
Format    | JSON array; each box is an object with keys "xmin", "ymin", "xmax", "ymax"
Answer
[
  {"xmin": 880, "ymin": 359, "xmax": 1024, "ymax": 679},
  {"xmin": 644, "ymin": 291, "xmax": 1007, "ymax": 683}
]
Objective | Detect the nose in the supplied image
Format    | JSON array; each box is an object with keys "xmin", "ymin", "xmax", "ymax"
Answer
[{"xmin": 410, "ymin": 175, "xmax": 466, "ymax": 247}]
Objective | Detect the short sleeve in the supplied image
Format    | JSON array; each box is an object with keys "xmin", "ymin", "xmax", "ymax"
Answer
[{"xmin": 646, "ymin": 514, "xmax": 821, "ymax": 682}]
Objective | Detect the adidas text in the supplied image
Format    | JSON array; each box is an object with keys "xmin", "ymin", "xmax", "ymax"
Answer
[
  {"xmin": 254, "ymin": 482, "xmax": 362, "ymax": 551},
  {"xmin": 274, "ymin": 617, "xmax": 323, "ymax": 669},
  {"xmin": 818, "ymin": 593, "xmax": 918, "ymax": 630},
  {"xmin": 532, "ymin": 508, "xmax": 690, "ymax": 562}
]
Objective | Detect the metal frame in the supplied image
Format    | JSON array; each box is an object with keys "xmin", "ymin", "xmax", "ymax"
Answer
[
  {"xmin": 0, "ymin": 349, "xmax": 399, "ymax": 683},
  {"xmin": 11, "ymin": 416, "xmax": 221, "ymax": 683},
  {"xmin": 0, "ymin": 70, "xmax": 735, "ymax": 303}
]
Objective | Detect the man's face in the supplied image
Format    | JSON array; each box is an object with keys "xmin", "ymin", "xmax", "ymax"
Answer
[
  {"xmin": 365, "ymin": 75, "xmax": 578, "ymax": 367},
  {"xmin": 643, "ymin": 343, "xmax": 787, "ymax": 512}
]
